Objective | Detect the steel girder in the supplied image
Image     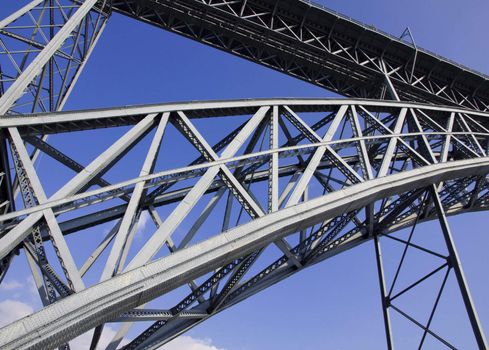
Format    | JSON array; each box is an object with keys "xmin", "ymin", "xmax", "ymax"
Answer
[
  {"xmin": 0, "ymin": 99, "xmax": 488, "ymax": 349},
  {"xmin": 111, "ymin": 0, "xmax": 489, "ymax": 111},
  {"xmin": 0, "ymin": 1, "xmax": 488, "ymax": 349}
]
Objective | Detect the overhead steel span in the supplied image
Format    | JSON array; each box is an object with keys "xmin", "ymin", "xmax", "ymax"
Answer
[
  {"xmin": 1, "ymin": 1, "xmax": 488, "ymax": 348},
  {"xmin": 0, "ymin": 98, "xmax": 488, "ymax": 349}
]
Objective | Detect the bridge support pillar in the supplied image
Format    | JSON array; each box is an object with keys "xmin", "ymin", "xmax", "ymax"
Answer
[
  {"xmin": 374, "ymin": 186, "xmax": 488, "ymax": 349},
  {"xmin": 430, "ymin": 185, "xmax": 488, "ymax": 349},
  {"xmin": 374, "ymin": 231, "xmax": 395, "ymax": 350}
]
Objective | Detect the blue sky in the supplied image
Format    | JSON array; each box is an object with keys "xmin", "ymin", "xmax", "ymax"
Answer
[{"xmin": 1, "ymin": 1, "xmax": 489, "ymax": 349}]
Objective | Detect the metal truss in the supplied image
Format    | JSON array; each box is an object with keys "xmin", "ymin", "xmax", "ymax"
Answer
[
  {"xmin": 0, "ymin": 0, "xmax": 111, "ymax": 295},
  {"xmin": 111, "ymin": 0, "xmax": 489, "ymax": 111},
  {"xmin": 0, "ymin": 0, "xmax": 110, "ymax": 115},
  {"xmin": 374, "ymin": 186, "xmax": 487, "ymax": 349},
  {"xmin": 1, "ymin": 1, "xmax": 488, "ymax": 350},
  {"xmin": 0, "ymin": 98, "xmax": 487, "ymax": 349}
]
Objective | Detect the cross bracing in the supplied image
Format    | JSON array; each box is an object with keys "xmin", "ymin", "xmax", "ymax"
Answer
[
  {"xmin": 0, "ymin": 99, "xmax": 488, "ymax": 349},
  {"xmin": 0, "ymin": 0, "xmax": 110, "ymax": 115},
  {"xmin": 0, "ymin": 1, "xmax": 488, "ymax": 349},
  {"xmin": 111, "ymin": 0, "xmax": 489, "ymax": 111}
]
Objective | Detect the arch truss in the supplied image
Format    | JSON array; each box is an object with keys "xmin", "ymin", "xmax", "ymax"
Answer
[
  {"xmin": 0, "ymin": 1, "xmax": 488, "ymax": 350},
  {"xmin": 0, "ymin": 98, "xmax": 487, "ymax": 349}
]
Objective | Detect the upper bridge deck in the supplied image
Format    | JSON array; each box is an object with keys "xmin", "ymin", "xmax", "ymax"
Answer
[{"xmin": 111, "ymin": 0, "xmax": 489, "ymax": 111}]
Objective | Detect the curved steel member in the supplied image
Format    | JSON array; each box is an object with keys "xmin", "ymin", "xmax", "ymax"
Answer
[{"xmin": 0, "ymin": 158, "xmax": 489, "ymax": 349}]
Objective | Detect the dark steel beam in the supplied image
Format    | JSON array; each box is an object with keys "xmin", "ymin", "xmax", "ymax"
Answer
[
  {"xmin": 430, "ymin": 184, "xmax": 488, "ymax": 349},
  {"xmin": 112, "ymin": 0, "xmax": 489, "ymax": 110}
]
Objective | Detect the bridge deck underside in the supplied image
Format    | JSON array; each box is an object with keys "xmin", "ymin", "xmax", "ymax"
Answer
[{"xmin": 112, "ymin": 0, "xmax": 489, "ymax": 110}]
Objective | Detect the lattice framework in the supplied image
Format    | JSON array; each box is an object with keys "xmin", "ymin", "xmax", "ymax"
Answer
[{"xmin": 0, "ymin": 1, "xmax": 488, "ymax": 350}]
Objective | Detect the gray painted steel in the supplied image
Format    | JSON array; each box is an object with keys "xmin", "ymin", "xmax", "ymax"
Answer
[
  {"xmin": 0, "ymin": 98, "xmax": 488, "ymax": 349},
  {"xmin": 1, "ymin": 158, "xmax": 489, "ymax": 349},
  {"xmin": 0, "ymin": 1, "xmax": 488, "ymax": 349}
]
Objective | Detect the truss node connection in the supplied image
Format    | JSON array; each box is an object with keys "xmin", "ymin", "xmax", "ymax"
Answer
[
  {"xmin": 0, "ymin": 98, "xmax": 487, "ymax": 349},
  {"xmin": 0, "ymin": 1, "xmax": 488, "ymax": 349}
]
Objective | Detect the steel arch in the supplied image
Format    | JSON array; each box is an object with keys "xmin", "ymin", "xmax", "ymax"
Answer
[
  {"xmin": 1, "ymin": 159, "xmax": 489, "ymax": 350},
  {"xmin": 1, "ymin": 1, "xmax": 488, "ymax": 349},
  {"xmin": 0, "ymin": 99, "xmax": 488, "ymax": 349}
]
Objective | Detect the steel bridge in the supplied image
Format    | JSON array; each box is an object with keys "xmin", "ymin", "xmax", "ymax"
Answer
[{"xmin": 0, "ymin": 1, "xmax": 487, "ymax": 349}]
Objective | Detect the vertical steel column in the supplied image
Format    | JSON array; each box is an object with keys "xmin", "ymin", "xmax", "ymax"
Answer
[
  {"xmin": 430, "ymin": 184, "xmax": 488, "ymax": 349},
  {"xmin": 373, "ymin": 232, "xmax": 395, "ymax": 350},
  {"xmin": 377, "ymin": 58, "xmax": 399, "ymax": 350}
]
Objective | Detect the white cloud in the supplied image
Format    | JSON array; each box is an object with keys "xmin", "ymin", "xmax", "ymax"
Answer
[
  {"xmin": 0, "ymin": 277, "xmax": 223, "ymax": 350},
  {"xmin": 0, "ymin": 295, "xmax": 224, "ymax": 350},
  {"xmin": 0, "ymin": 280, "xmax": 23, "ymax": 291},
  {"xmin": 26, "ymin": 276, "xmax": 38, "ymax": 297},
  {"xmin": 69, "ymin": 329, "xmax": 224, "ymax": 350},
  {"xmin": 0, "ymin": 299, "xmax": 34, "ymax": 327},
  {"xmin": 160, "ymin": 335, "xmax": 226, "ymax": 350},
  {"xmin": 70, "ymin": 326, "xmax": 128, "ymax": 350},
  {"xmin": 0, "ymin": 299, "xmax": 128, "ymax": 350},
  {"xmin": 135, "ymin": 210, "xmax": 151, "ymax": 238}
]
